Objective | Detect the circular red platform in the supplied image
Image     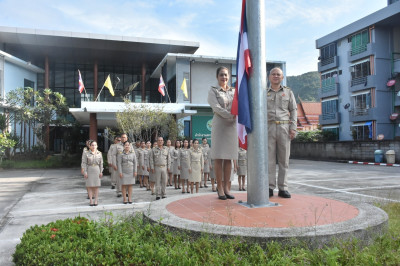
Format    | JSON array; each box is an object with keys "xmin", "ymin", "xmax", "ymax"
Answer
[{"xmin": 166, "ymin": 193, "xmax": 359, "ymax": 228}]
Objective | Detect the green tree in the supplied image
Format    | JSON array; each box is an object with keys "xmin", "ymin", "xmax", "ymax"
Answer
[
  {"xmin": 287, "ymin": 71, "xmax": 320, "ymax": 102},
  {"xmin": 115, "ymin": 99, "xmax": 182, "ymax": 142},
  {"xmin": 3, "ymin": 87, "xmax": 69, "ymax": 152}
]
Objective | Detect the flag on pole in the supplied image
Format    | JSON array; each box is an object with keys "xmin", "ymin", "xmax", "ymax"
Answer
[
  {"xmin": 103, "ymin": 75, "xmax": 114, "ymax": 96},
  {"xmin": 180, "ymin": 78, "xmax": 188, "ymax": 99},
  {"xmin": 231, "ymin": 0, "xmax": 252, "ymax": 150},
  {"xmin": 78, "ymin": 70, "xmax": 85, "ymax": 94},
  {"xmin": 158, "ymin": 75, "xmax": 166, "ymax": 96}
]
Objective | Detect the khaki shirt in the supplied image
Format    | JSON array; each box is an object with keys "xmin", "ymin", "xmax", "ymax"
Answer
[
  {"xmin": 238, "ymin": 148, "xmax": 247, "ymax": 166},
  {"xmin": 207, "ymin": 86, "xmax": 236, "ymax": 121},
  {"xmin": 267, "ymin": 85, "xmax": 297, "ymax": 131},
  {"xmin": 117, "ymin": 151, "xmax": 137, "ymax": 174},
  {"xmin": 83, "ymin": 150, "xmax": 103, "ymax": 174},
  {"xmin": 149, "ymin": 146, "xmax": 171, "ymax": 170},
  {"xmin": 81, "ymin": 147, "xmax": 89, "ymax": 169}
]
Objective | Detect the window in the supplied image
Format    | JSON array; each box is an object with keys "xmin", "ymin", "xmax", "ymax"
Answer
[
  {"xmin": 322, "ymin": 127, "xmax": 339, "ymax": 141},
  {"xmin": 353, "ymin": 93, "xmax": 371, "ymax": 110},
  {"xmin": 352, "ymin": 123, "xmax": 372, "ymax": 140},
  {"xmin": 184, "ymin": 120, "xmax": 190, "ymax": 138},
  {"xmin": 24, "ymin": 79, "xmax": 35, "ymax": 106},
  {"xmin": 321, "ymin": 99, "xmax": 338, "ymax": 120},
  {"xmin": 350, "ymin": 60, "xmax": 370, "ymax": 86},
  {"xmin": 350, "ymin": 29, "xmax": 369, "ymax": 55},
  {"xmin": 321, "ymin": 70, "xmax": 337, "ymax": 92},
  {"xmin": 320, "ymin": 43, "xmax": 336, "ymax": 60},
  {"xmin": 320, "ymin": 43, "xmax": 336, "ymax": 66}
]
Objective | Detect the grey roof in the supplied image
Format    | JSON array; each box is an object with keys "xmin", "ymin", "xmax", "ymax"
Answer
[
  {"xmin": 0, "ymin": 26, "xmax": 199, "ymax": 68},
  {"xmin": 316, "ymin": 1, "xmax": 400, "ymax": 48}
]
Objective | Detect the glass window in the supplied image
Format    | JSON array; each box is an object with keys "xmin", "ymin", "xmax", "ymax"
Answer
[{"xmin": 322, "ymin": 99, "xmax": 338, "ymax": 114}]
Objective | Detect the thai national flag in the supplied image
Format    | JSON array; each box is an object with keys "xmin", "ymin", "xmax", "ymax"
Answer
[
  {"xmin": 78, "ymin": 70, "xmax": 85, "ymax": 94},
  {"xmin": 231, "ymin": 0, "xmax": 252, "ymax": 150},
  {"xmin": 158, "ymin": 75, "xmax": 166, "ymax": 96}
]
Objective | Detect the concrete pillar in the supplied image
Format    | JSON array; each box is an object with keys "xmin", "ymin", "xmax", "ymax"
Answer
[
  {"xmin": 89, "ymin": 113, "xmax": 97, "ymax": 142},
  {"xmin": 44, "ymin": 56, "xmax": 50, "ymax": 151},
  {"xmin": 90, "ymin": 61, "xmax": 98, "ymax": 142},
  {"xmin": 141, "ymin": 63, "xmax": 146, "ymax": 102}
]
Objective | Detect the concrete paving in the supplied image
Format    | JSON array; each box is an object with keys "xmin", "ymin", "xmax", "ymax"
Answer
[{"xmin": 0, "ymin": 159, "xmax": 399, "ymax": 265}]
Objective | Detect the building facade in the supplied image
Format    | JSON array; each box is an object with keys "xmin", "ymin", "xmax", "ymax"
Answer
[
  {"xmin": 0, "ymin": 26, "xmax": 286, "ymax": 152},
  {"xmin": 316, "ymin": 0, "xmax": 400, "ymax": 141},
  {"xmin": 0, "ymin": 50, "xmax": 44, "ymax": 151}
]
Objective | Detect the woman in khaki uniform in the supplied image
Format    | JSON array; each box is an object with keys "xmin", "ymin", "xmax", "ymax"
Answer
[
  {"xmin": 171, "ymin": 141, "xmax": 181, "ymax": 189},
  {"xmin": 137, "ymin": 141, "xmax": 146, "ymax": 188},
  {"xmin": 81, "ymin": 140, "xmax": 92, "ymax": 199},
  {"xmin": 165, "ymin": 139, "xmax": 173, "ymax": 186},
  {"xmin": 207, "ymin": 66, "xmax": 238, "ymax": 200},
  {"xmin": 142, "ymin": 141, "xmax": 151, "ymax": 191},
  {"xmin": 201, "ymin": 138, "xmax": 211, "ymax": 188},
  {"xmin": 148, "ymin": 141, "xmax": 158, "ymax": 195},
  {"xmin": 188, "ymin": 139, "xmax": 204, "ymax": 194},
  {"xmin": 178, "ymin": 139, "xmax": 191, "ymax": 193},
  {"xmin": 82, "ymin": 141, "xmax": 103, "ymax": 206},
  {"xmin": 237, "ymin": 147, "xmax": 247, "ymax": 191},
  {"xmin": 117, "ymin": 141, "xmax": 137, "ymax": 204}
]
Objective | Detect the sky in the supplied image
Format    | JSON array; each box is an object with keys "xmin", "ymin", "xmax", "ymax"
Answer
[{"xmin": 0, "ymin": 0, "xmax": 388, "ymax": 76}]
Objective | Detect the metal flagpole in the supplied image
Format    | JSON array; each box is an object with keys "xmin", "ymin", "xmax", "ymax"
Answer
[
  {"xmin": 246, "ymin": 0, "xmax": 272, "ymax": 207},
  {"xmin": 164, "ymin": 84, "xmax": 172, "ymax": 103},
  {"xmin": 95, "ymin": 74, "xmax": 111, "ymax": 102}
]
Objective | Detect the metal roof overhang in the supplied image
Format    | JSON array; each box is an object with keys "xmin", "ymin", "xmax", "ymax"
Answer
[
  {"xmin": 0, "ymin": 26, "xmax": 199, "ymax": 68},
  {"xmin": 69, "ymin": 101, "xmax": 197, "ymax": 129}
]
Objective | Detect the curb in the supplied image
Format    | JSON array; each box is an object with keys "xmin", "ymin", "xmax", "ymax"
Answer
[{"xmin": 348, "ymin": 161, "xmax": 400, "ymax": 167}]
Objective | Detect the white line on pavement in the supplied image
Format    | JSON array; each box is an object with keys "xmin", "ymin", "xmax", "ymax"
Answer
[{"xmin": 291, "ymin": 181, "xmax": 400, "ymax": 203}]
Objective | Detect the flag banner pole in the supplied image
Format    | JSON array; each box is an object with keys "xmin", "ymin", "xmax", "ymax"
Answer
[
  {"xmin": 95, "ymin": 84, "xmax": 105, "ymax": 102},
  {"xmin": 246, "ymin": 0, "xmax": 270, "ymax": 206},
  {"xmin": 165, "ymin": 84, "xmax": 172, "ymax": 103}
]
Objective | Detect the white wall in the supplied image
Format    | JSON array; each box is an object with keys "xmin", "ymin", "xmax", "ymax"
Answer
[{"xmin": 190, "ymin": 62, "xmax": 231, "ymax": 104}]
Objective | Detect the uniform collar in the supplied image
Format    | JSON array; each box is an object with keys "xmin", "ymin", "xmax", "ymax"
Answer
[
  {"xmin": 267, "ymin": 85, "xmax": 284, "ymax": 92},
  {"xmin": 216, "ymin": 86, "xmax": 233, "ymax": 92}
]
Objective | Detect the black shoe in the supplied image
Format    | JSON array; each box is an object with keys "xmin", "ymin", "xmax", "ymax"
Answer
[
  {"xmin": 218, "ymin": 195, "xmax": 227, "ymax": 200},
  {"xmin": 225, "ymin": 194, "xmax": 235, "ymax": 199},
  {"xmin": 111, "ymin": 185, "xmax": 115, "ymax": 189},
  {"xmin": 128, "ymin": 201, "xmax": 132, "ymax": 204},
  {"xmin": 156, "ymin": 197, "xmax": 161, "ymax": 200},
  {"xmin": 123, "ymin": 202, "xmax": 128, "ymax": 204},
  {"xmin": 278, "ymin": 190, "xmax": 291, "ymax": 198},
  {"xmin": 162, "ymin": 196, "xmax": 166, "ymax": 199},
  {"xmin": 117, "ymin": 194, "xmax": 122, "ymax": 197},
  {"xmin": 269, "ymin": 189, "xmax": 273, "ymax": 197}
]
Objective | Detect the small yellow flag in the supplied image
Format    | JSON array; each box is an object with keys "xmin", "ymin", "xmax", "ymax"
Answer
[
  {"xmin": 180, "ymin": 78, "xmax": 188, "ymax": 99},
  {"xmin": 103, "ymin": 75, "xmax": 114, "ymax": 96}
]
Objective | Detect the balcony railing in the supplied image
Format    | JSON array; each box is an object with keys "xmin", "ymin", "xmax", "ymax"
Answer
[
  {"xmin": 351, "ymin": 108, "xmax": 369, "ymax": 116},
  {"xmin": 351, "ymin": 45, "xmax": 367, "ymax": 56},
  {"xmin": 322, "ymin": 113, "xmax": 336, "ymax": 120},
  {"xmin": 351, "ymin": 76, "xmax": 367, "ymax": 87},
  {"xmin": 319, "ymin": 112, "xmax": 340, "ymax": 125},
  {"xmin": 321, "ymin": 83, "xmax": 335, "ymax": 93},
  {"xmin": 321, "ymin": 57, "xmax": 334, "ymax": 66}
]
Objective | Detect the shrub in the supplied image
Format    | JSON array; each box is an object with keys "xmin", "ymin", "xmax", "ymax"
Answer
[{"xmin": 13, "ymin": 204, "xmax": 400, "ymax": 265}]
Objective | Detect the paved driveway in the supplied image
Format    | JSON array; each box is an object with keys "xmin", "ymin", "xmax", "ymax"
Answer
[{"xmin": 0, "ymin": 160, "xmax": 399, "ymax": 265}]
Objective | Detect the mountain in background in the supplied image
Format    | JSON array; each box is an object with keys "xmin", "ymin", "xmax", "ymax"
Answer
[{"xmin": 286, "ymin": 71, "xmax": 320, "ymax": 102}]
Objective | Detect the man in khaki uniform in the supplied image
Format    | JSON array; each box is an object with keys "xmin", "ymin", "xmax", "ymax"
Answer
[
  {"xmin": 266, "ymin": 67, "xmax": 297, "ymax": 198},
  {"xmin": 149, "ymin": 136, "xmax": 171, "ymax": 200},
  {"xmin": 107, "ymin": 136, "xmax": 121, "ymax": 190}
]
